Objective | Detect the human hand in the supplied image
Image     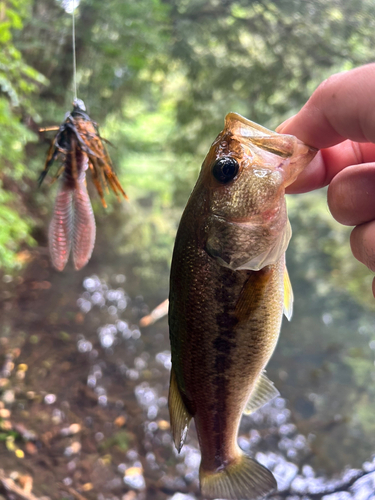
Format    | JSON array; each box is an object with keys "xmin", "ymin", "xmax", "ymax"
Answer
[{"xmin": 277, "ymin": 64, "xmax": 375, "ymax": 298}]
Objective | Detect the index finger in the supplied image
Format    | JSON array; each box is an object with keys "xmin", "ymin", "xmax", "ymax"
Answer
[
  {"xmin": 277, "ymin": 64, "xmax": 375, "ymax": 193},
  {"xmin": 283, "ymin": 141, "xmax": 375, "ymax": 193},
  {"xmin": 278, "ymin": 64, "xmax": 375, "ymax": 147}
]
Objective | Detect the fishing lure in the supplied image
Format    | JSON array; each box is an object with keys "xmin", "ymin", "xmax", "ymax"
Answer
[{"xmin": 39, "ymin": 98, "xmax": 127, "ymax": 271}]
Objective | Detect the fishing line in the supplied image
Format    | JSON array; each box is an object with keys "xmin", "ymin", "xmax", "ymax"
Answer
[{"xmin": 71, "ymin": 0, "xmax": 78, "ymax": 100}]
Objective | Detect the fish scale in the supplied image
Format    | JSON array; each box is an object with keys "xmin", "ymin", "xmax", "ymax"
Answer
[{"xmin": 168, "ymin": 112, "xmax": 317, "ymax": 499}]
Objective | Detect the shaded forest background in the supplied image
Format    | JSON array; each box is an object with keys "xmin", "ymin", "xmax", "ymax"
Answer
[
  {"xmin": 1, "ymin": 0, "xmax": 375, "ymax": 482},
  {"xmin": 3, "ymin": 0, "xmax": 375, "ymax": 290},
  {"xmin": 3, "ymin": 0, "xmax": 375, "ymax": 296}
]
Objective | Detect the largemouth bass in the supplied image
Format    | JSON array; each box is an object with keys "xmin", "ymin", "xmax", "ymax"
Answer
[{"xmin": 168, "ymin": 113, "xmax": 317, "ymax": 500}]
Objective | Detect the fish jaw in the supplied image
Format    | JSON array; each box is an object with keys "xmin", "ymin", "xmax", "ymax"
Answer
[{"xmin": 223, "ymin": 112, "xmax": 317, "ymax": 187}]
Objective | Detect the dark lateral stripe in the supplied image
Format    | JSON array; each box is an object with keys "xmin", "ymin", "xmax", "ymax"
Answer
[
  {"xmin": 216, "ymin": 286, "xmax": 232, "ymax": 303},
  {"xmin": 212, "ymin": 336, "xmax": 233, "ymax": 353},
  {"xmin": 213, "ymin": 374, "xmax": 228, "ymax": 463},
  {"xmin": 220, "ymin": 270, "xmax": 238, "ymax": 287},
  {"xmin": 215, "ymin": 312, "xmax": 238, "ymax": 329},
  {"xmin": 210, "ymin": 267, "xmax": 241, "ymax": 449},
  {"xmin": 214, "ymin": 354, "xmax": 232, "ymax": 372}
]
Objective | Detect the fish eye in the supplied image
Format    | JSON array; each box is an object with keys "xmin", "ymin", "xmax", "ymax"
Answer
[{"xmin": 212, "ymin": 157, "xmax": 239, "ymax": 184}]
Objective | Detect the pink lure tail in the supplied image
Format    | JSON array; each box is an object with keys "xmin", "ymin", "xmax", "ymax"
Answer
[
  {"xmin": 49, "ymin": 166, "xmax": 96, "ymax": 271},
  {"xmin": 49, "ymin": 185, "xmax": 73, "ymax": 271},
  {"xmin": 72, "ymin": 180, "xmax": 96, "ymax": 270}
]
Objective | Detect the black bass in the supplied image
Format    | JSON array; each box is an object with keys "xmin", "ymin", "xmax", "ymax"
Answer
[{"xmin": 168, "ymin": 113, "xmax": 317, "ymax": 499}]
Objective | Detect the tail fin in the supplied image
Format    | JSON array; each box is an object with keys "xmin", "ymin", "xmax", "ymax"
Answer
[{"xmin": 200, "ymin": 453, "xmax": 276, "ymax": 500}]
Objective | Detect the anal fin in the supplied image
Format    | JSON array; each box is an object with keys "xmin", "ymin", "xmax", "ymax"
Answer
[
  {"xmin": 168, "ymin": 367, "xmax": 192, "ymax": 452},
  {"xmin": 243, "ymin": 371, "xmax": 279, "ymax": 415}
]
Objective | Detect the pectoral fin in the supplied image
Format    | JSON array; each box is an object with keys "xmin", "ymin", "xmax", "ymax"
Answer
[
  {"xmin": 235, "ymin": 268, "xmax": 272, "ymax": 323},
  {"xmin": 283, "ymin": 266, "xmax": 294, "ymax": 321},
  {"xmin": 243, "ymin": 371, "xmax": 279, "ymax": 415},
  {"xmin": 168, "ymin": 368, "xmax": 192, "ymax": 453}
]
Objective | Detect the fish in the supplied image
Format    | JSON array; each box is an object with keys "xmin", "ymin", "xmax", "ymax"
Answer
[
  {"xmin": 168, "ymin": 112, "xmax": 317, "ymax": 500},
  {"xmin": 39, "ymin": 99, "xmax": 127, "ymax": 271}
]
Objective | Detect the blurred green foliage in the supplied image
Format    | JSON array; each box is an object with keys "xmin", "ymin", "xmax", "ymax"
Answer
[{"xmin": 0, "ymin": 0, "xmax": 47, "ymax": 269}]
